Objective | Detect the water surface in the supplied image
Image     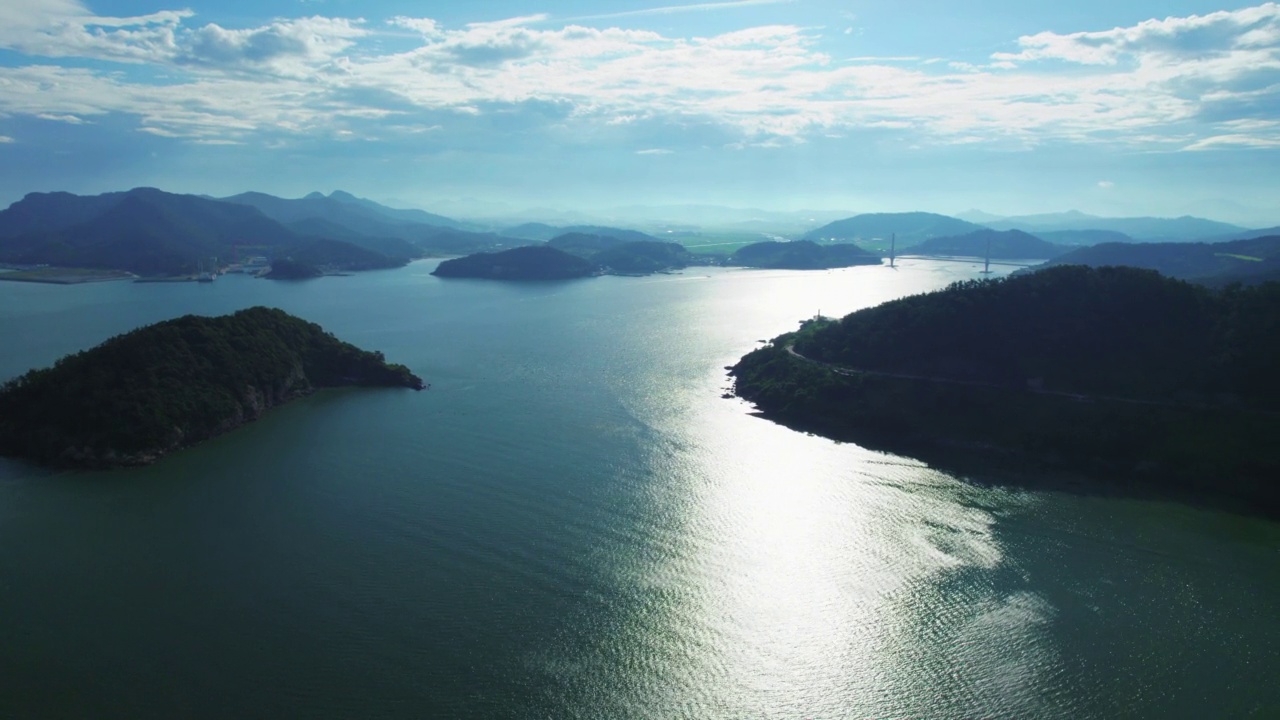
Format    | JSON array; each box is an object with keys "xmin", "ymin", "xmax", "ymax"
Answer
[{"xmin": 0, "ymin": 260, "xmax": 1276, "ymax": 718}]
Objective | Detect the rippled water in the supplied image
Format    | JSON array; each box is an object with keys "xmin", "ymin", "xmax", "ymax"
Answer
[{"xmin": 0, "ymin": 260, "xmax": 1277, "ymax": 718}]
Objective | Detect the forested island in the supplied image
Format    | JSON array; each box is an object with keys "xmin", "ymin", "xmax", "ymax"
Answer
[
  {"xmin": 432, "ymin": 245, "xmax": 597, "ymax": 279},
  {"xmin": 0, "ymin": 307, "xmax": 424, "ymax": 468},
  {"xmin": 731, "ymin": 266, "xmax": 1280, "ymax": 515},
  {"xmin": 728, "ymin": 240, "xmax": 881, "ymax": 269}
]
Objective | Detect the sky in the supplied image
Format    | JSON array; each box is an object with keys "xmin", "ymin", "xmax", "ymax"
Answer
[{"xmin": 1, "ymin": 0, "xmax": 1279, "ymax": 225}]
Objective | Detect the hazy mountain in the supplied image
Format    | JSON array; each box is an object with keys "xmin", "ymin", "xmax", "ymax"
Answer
[
  {"xmin": 985, "ymin": 211, "xmax": 1246, "ymax": 241},
  {"xmin": 592, "ymin": 241, "xmax": 695, "ymax": 274},
  {"xmin": 1031, "ymin": 229, "xmax": 1133, "ymax": 246},
  {"xmin": 1029, "ymin": 235, "xmax": 1280, "ymax": 285},
  {"xmin": 546, "ymin": 233, "xmax": 628, "ymax": 256},
  {"xmin": 0, "ymin": 190, "xmax": 128, "ymax": 238},
  {"xmin": 285, "ymin": 218, "xmax": 422, "ymax": 260},
  {"xmin": 0, "ymin": 187, "xmax": 412, "ymax": 275},
  {"xmin": 1199, "ymin": 226, "xmax": 1280, "ymax": 243},
  {"xmin": 602, "ymin": 204, "xmax": 854, "ymax": 230},
  {"xmin": 954, "ymin": 209, "xmax": 1006, "ymax": 223},
  {"xmin": 0, "ymin": 188, "xmax": 296, "ymax": 275},
  {"xmin": 502, "ymin": 223, "xmax": 657, "ymax": 244},
  {"xmin": 802, "ymin": 212, "xmax": 984, "ymax": 245},
  {"xmin": 319, "ymin": 191, "xmax": 464, "ymax": 229},
  {"xmin": 222, "ymin": 191, "xmax": 449, "ymax": 240},
  {"xmin": 911, "ymin": 229, "xmax": 1069, "ymax": 259}
]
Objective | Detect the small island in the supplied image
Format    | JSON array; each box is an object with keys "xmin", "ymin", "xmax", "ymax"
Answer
[
  {"xmin": 0, "ymin": 307, "xmax": 424, "ymax": 468},
  {"xmin": 432, "ymin": 245, "xmax": 596, "ymax": 280},
  {"xmin": 265, "ymin": 257, "xmax": 324, "ymax": 279},
  {"xmin": 728, "ymin": 240, "xmax": 881, "ymax": 269},
  {"xmin": 730, "ymin": 265, "xmax": 1280, "ymax": 515}
]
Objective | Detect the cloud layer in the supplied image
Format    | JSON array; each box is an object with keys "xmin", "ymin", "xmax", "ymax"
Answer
[{"xmin": 0, "ymin": 1, "xmax": 1277, "ymax": 152}]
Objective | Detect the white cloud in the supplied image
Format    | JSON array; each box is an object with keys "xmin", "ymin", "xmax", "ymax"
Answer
[
  {"xmin": 564, "ymin": 0, "xmax": 795, "ymax": 22},
  {"xmin": 1097, "ymin": 180, "xmax": 1115, "ymax": 189},
  {"xmin": 0, "ymin": 135, "xmax": 14, "ymax": 143},
  {"xmin": 636, "ymin": 148, "xmax": 673, "ymax": 154},
  {"xmin": 36, "ymin": 113, "xmax": 87, "ymax": 124},
  {"xmin": 180, "ymin": 17, "xmax": 368, "ymax": 72},
  {"xmin": 993, "ymin": 4, "xmax": 1280, "ymax": 65},
  {"xmin": 0, "ymin": 3, "xmax": 1277, "ymax": 154}
]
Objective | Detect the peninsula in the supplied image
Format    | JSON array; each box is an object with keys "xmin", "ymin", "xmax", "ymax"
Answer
[
  {"xmin": 0, "ymin": 307, "xmax": 424, "ymax": 468},
  {"xmin": 730, "ymin": 265, "xmax": 1280, "ymax": 514}
]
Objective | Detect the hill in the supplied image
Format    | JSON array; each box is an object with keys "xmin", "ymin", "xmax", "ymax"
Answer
[
  {"xmin": 801, "ymin": 212, "xmax": 983, "ymax": 245},
  {"xmin": 547, "ymin": 232, "xmax": 627, "ymax": 256},
  {"xmin": 593, "ymin": 241, "xmax": 693, "ymax": 274},
  {"xmin": 221, "ymin": 191, "xmax": 506, "ymax": 256},
  {"xmin": 432, "ymin": 245, "xmax": 596, "ymax": 280},
  {"xmin": 1032, "ymin": 229, "xmax": 1133, "ymax": 246},
  {"xmin": 729, "ymin": 240, "xmax": 881, "ymax": 269},
  {"xmin": 1029, "ymin": 236, "xmax": 1280, "ymax": 285},
  {"xmin": 0, "ymin": 307, "xmax": 423, "ymax": 468},
  {"xmin": 0, "ymin": 188, "xmax": 295, "ymax": 275},
  {"xmin": 731, "ymin": 266, "xmax": 1280, "ymax": 514},
  {"xmin": 0, "ymin": 188, "xmax": 413, "ymax": 276},
  {"xmin": 911, "ymin": 229, "xmax": 1069, "ymax": 259},
  {"xmin": 985, "ymin": 211, "xmax": 1246, "ymax": 241},
  {"xmin": 224, "ymin": 190, "xmax": 462, "ymax": 232},
  {"xmin": 502, "ymin": 223, "xmax": 657, "ymax": 244}
]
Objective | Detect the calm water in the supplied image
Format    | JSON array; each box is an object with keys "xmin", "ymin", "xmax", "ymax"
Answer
[{"xmin": 0, "ymin": 260, "xmax": 1277, "ymax": 719}]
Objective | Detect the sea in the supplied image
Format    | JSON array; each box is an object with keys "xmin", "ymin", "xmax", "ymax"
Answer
[{"xmin": 0, "ymin": 259, "xmax": 1276, "ymax": 719}]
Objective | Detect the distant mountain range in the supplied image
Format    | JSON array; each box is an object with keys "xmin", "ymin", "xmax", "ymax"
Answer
[
  {"xmin": 801, "ymin": 210, "xmax": 1261, "ymax": 247},
  {"xmin": 0, "ymin": 188, "xmax": 518, "ymax": 276},
  {"xmin": 974, "ymin": 210, "xmax": 1246, "ymax": 241},
  {"xmin": 1027, "ymin": 236, "xmax": 1280, "ymax": 286},
  {"xmin": 802, "ymin": 212, "xmax": 983, "ymax": 245},
  {"xmin": 501, "ymin": 223, "xmax": 658, "ymax": 244}
]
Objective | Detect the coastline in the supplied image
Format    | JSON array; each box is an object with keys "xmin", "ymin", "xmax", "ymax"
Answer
[
  {"xmin": 730, "ymin": 345, "xmax": 1280, "ymax": 520},
  {"xmin": 0, "ymin": 268, "xmax": 136, "ymax": 284}
]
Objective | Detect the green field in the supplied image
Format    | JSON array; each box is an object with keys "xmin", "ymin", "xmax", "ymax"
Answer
[{"xmin": 668, "ymin": 231, "xmax": 777, "ymax": 256}]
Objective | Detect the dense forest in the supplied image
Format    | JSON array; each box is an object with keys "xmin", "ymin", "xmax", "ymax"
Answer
[
  {"xmin": 0, "ymin": 307, "xmax": 423, "ymax": 468},
  {"xmin": 732, "ymin": 266, "xmax": 1280, "ymax": 514}
]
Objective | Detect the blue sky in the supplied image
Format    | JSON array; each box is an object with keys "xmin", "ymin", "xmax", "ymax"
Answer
[{"xmin": 2, "ymin": 0, "xmax": 1279, "ymax": 225}]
